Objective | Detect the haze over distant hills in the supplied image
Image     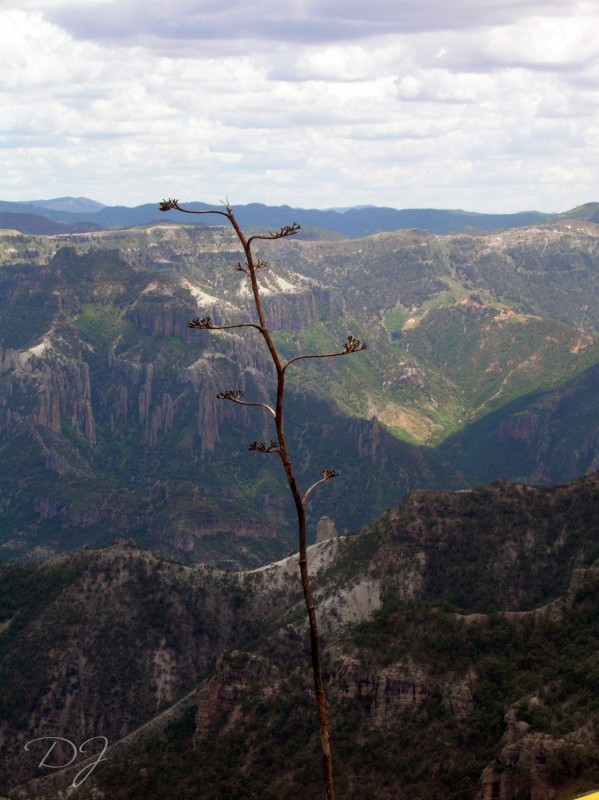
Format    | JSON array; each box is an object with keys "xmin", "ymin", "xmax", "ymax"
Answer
[{"xmin": 2, "ymin": 196, "xmax": 598, "ymax": 238}]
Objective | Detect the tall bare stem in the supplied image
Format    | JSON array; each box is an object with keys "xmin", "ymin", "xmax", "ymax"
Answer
[{"xmin": 160, "ymin": 198, "xmax": 367, "ymax": 799}]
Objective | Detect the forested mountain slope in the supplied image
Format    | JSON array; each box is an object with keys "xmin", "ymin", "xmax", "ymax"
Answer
[
  {"xmin": 0, "ymin": 217, "xmax": 598, "ymax": 565},
  {"xmin": 2, "ymin": 473, "xmax": 599, "ymax": 799}
]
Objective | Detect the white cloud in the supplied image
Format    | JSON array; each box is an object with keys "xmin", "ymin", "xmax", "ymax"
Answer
[{"xmin": 1, "ymin": 1, "xmax": 599, "ymax": 212}]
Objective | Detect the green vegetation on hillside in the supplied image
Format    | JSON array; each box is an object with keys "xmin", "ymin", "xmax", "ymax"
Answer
[
  {"xmin": 1, "ymin": 220, "xmax": 599, "ymax": 565},
  {"xmin": 51, "ymin": 540, "xmax": 599, "ymax": 800}
]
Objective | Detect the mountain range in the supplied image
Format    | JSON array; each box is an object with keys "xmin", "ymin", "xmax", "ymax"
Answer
[
  {"xmin": 2, "ymin": 196, "xmax": 599, "ymax": 238},
  {"xmin": 2, "ymin": 199, "xmax": 599, "ymax": 798},
  {"xmin": 1, "ymin": 205, "xmax": 599, "ymax": 566}
]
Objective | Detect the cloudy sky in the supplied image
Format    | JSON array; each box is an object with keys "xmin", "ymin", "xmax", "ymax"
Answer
[{"xmin": 2, "ymin": 0, "xmax": 598, "ymax": 212}]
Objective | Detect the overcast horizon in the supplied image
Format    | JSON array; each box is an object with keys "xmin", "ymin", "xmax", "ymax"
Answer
[{"xmin": 2, "ymin": 1, "xmax": 599, "ymax": 214}]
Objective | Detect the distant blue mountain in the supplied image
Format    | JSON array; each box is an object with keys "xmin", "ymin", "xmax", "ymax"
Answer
[
  {"xmin": 0, "ymin": 211, "xmax": 102, "ymax": 235},
  {"xmin": 0, "ymin": 197, "xmax": 590, "ymax": 237},
  {"xmin": 24, "ymin": 197, "xmax": 106, "ymax": 214}
]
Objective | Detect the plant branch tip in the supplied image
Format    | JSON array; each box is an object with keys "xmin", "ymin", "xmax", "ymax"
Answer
[
  {"xmin": 343, "ymin": 335, "xmax": 367, "ymax": 353},
  {"xmin": 159, "ymin": 198, "xmax": 180, "ymax": 212},
  {"xmin": 248, "ymin": 222, "xmax": 301, "ymax": 245},
  {"xmin": 188, "ymin": 316, "xmax": 213, "ymax": 329},
  {"xmin": 278, "ymin": 223, "xmax": 301, "ymax": 237},
  {"xmin": 249, "ymin": 440, "xmax": 279, "ymax": 453},
  {"xmin": 217, "ymin": 390, "xmax": 244, "ymax": 401}
]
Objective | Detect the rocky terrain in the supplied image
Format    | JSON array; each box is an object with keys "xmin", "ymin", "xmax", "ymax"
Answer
[
  {"xmin": 1, "ymin": 207, "xmax": 599, "ymax": 798},
  {"xmin": 1, "ymin": 473, "xmax": 599, "ymax": 799},
  {"xmin": 1, "ymin": 213, "xmax": 599, "ymax": 567}
]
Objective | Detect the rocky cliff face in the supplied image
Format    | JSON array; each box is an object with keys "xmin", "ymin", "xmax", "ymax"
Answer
[
  {"xmin": 328, "ymin": 649, "xmax": 474, "ymax": 723},
  {"xmin": 0, "ymin": 277, "xmax": 466, "ymax": 567},
  {"xmin": 2, "ymin": 221, "xmax": 599, "ymax": 567},
  {"xmin": 0, "ymin": 242, "xmax": 337, "ymax": 564},
  {"xmin": 478, "ymin": 719, "xmax": 598, "ymax": 800},
  {"xmin": 0, "ymin": 543, "xmax": 254, "ymax": 788},
  {"xmin": 360, "ymin": 472, "xmax": 599, "ymax": 610},
  {"xmin": 193, "ymin": 650, "xmax": 282, "ymax": 745},
  {"xmin": 0, "ymin": 343, "xmax": 96, "ymax": 444}
]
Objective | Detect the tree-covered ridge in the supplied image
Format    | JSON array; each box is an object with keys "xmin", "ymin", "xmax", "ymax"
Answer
[{"xmin": 3, "ymin": 473, "xmax": 599, "ymax": 799}]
